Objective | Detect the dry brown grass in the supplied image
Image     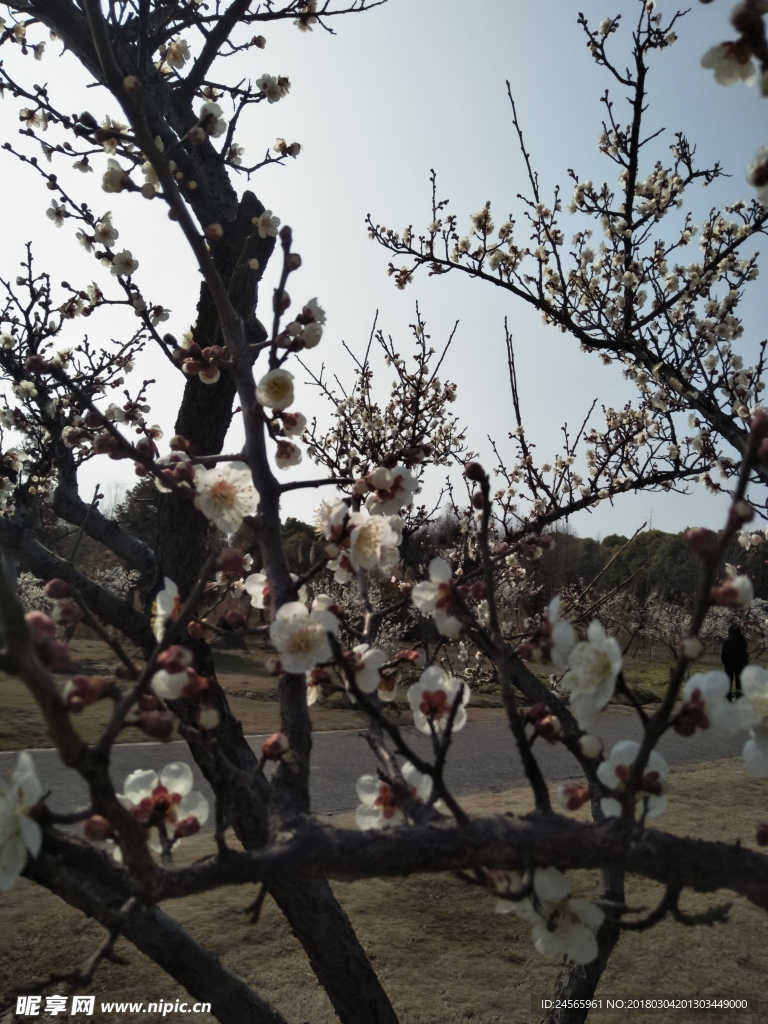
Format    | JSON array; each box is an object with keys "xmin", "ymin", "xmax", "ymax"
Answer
[{"xmin": 1, "ymin": 759, "xmax": 766, "ymax": 1023}]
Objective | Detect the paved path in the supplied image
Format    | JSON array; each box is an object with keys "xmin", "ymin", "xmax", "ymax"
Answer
[{"xmin": 0, "ymin": 713, "xmax": 745, "ymax": 823}]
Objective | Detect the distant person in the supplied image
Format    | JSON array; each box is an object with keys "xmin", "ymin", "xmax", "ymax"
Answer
[{"xmin": 721, "ymin": 622, "xmax": 749, "ymax": 700}]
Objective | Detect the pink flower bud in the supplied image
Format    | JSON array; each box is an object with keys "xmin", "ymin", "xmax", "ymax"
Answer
[
  {"xmin": 43, "ymin": 578, "xmax": 70, "ymax": 600},
  {"xmin": 463, "ymin": 461, "xmax": 486, "ymax": 482},
  {"xmin": 25, "ymin": 610, "xmax": 56, "ymax": 644},
  {"xmin": 685, "ymin": 527, "xmax": 716, "ymax": 559},
  {"xmin": 471, "ymin": 490, "xmax": 485, "ymax": 510},
  {"xmin": 728, "ymin": 500, "xmax": 754, "ymax": 529},
  {"xmin": 680, "ymin": 636, "xmax": 704, "ymax": 660},
  {"xmin": 136, "ymin": 709, "xmax": 177, "ymax": 741},
  {"xmin": 83, "ymin": 815, "xmax": 114, "ymax": 841},
  {"xmin": 224, "ymin": 609, "xmax": 246, "ymax": 630},
  {"xmin": 578, "ymin": 734, "xmax": 603, "ymax": 760},
  {"xmin": 254, "ymin": 34, "xmax": 266, "ymax": 48},
  {"xmin": 174, "ymin": 816, "xmax": 201, "ymax": 838},
  {"xmin": 156, "ymin": 645, "xmax": 194, "ymax": 674},
  {"xmin": 556, "ymin": 783, "xmax": 591, "ymax": 811},
  {"xmin": 115, "ymin": 661, "xmax": 139, "ymax": 680},
  {"xmin": 262, "ymin": 731, "xmax": 289, "ymax": 761}
]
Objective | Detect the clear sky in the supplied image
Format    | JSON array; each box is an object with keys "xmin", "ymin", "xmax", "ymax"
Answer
[{"xmin": 1, "ymin": 0, "xmax": 765, "ymax": 538}]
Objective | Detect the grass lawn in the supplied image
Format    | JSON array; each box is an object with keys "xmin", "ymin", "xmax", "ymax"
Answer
[{"xmin": 0, "ymin": 760, "xmax": 765, "ymax": 1022}]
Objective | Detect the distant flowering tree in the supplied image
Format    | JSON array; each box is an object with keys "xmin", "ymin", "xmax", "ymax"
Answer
[{"xmin": 1, "ymin": 3, "xmax": 768, "ymax": 1024}]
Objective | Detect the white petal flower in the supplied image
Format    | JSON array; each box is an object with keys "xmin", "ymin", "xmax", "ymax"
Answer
[
  {"xmin": 275, "ymin": 439, "xmax": 302, "ymax": 469},
  {"xmin": 411, "ymin": 557, "xmax": 453, "ymax": 613},
  {"xmin": 117, "ymin": 762, "xmax": 208, "ymax": 836},
  {"xmin": 244, "ymin": 571, "xmax": 306, "ymax": 609},
  {"xmin": 347, "ymin": 643, "xmax": 388, "ymax": 696},
  {"xmin": 681, "ymin": 671, "xmax": 740, "ymax": 734},
  {"xmin": 199, "ymin": 101, "xmax": 227, "ymax": 137},
  {"xmin": 347, "ymin": 509, "xmax": 399, "ymax": 571},
  {"xmin": 269, "ymin": 601, "xmax": 339, "ymax": 673},
  {"xmin": 166, "ymin": 38, "xmax": 190, "ymax": 68},
  {"xmin": 255, "ymin": 368, "xmax": 294, "ymax": 411},
  {"xmin": 110, "ymin": 249, "xmax": 139, "ymax": 277},
  {"xmin": 365, "ymin": 464, "xmax": 418, "ymax": 516},
  {"xmin": 0, "ymin": 752, "xmax": 43, "ymax": 891},
  {"xmin": 747, "ymin": 145, "xmax": 768, "ymax": 208},
  {"xmin": 597, "ymin": 740, "xmax": 669, "ymax": 819},
  {"xmin": 407, "ymin": 665, "xmax": 469, "ymax": 734},
  {"xmin": 701, "ymin": 42, "xmax": 756, "ymax": 86},
  {"xmin": 561, "ymin": 620, "xmax": 621, "ymax": 730},
  {"xmin": 253, "ymin": 209, "xmax": 281, "ymax": 238},
  {"xmin": 355, "ymin": 761, "xmax": 431, "ymax": 830},
  {"xmin": 193, "ymin": 461, "xmax": 260, "ymax": 533},
  {"xmin": 547, "ymin": 596, "xmax": 576, "ymax": 671},
  {"xmin": 152, "ymin": 577, "xmax": 180, "ymax": 640}
]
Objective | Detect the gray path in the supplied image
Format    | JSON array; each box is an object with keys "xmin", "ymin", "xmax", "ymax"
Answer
[{"xmin": 0, "ymin": 713, "xmax": 745, "ymax": 823}]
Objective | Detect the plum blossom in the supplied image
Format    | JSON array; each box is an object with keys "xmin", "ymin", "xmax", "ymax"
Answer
[
  {"xmin": 193, "ymin": 462, "xmax": 260, "ymax": 533},
  {"xmin": 676, "ymin": 671, "xmax": 739, "ymax": 737},
  {"xmin": 199, "ymin": 101, "xmax": 227, "ymax": 137},
  {"xmin": 282, "ymin": 411, "xmax": 307, "ymax": 437},
  {"xmin": 152, "ymin": 577, "xmax": 180, "ymax": 640},
  {"xmin": 701, "ymin": 42, "xmax": 756, "ymax": 86},
  {"xmin": 355, "ymin": 762, "xmax": 432, "ymax": 830},
  {"xmin": 117, "ymin": 763, "xmax": 208, "ymax": 852},
  {"xmin": 269, "ymin": 601, "xmax": 338, "ymax": 673},
  {"xmin": 46, "ymin": 200, "xmax": 68, "ymax": 227},
  {"xmin": 253, "ymin": 209, "xmax": 281, "ymax": 238},
  {"xmin": 407, "ymin": 666, "xmax": 469, "ymax": 734},
  {"xmin": 490, "ymin": 867, "xmax": 603, "ymax": 965},
  {"xmin": 546, "ymin": 596, "xmax": 576, "ymax": 671},
  {"xmin": 345, "ymin": 643, "xmax": 388, "ymax": 699},
  {"xmin": 256, "ymin": 368, "xmax": 294, "ymax": 410},
  {"xmin": 244, "ymin": 571, "xmax": 307, "ymax": 609},
  {"xmin": 347, "ymin": 509, "xmax": 400, "ymax": 571},
  {"xmin": 275, "ymin": 439, "xmax": 302, "ymax": 469},
  {"xmin": 0, "ymin": 752, "xmax": 42, "ymax": 891},
  {"xmin": 110, "ymin": 250, "xmax": 139, "ymax": 277},
  {"xmin": 256, "ymin": 74, "xmax": 290, "ymax": 103},
  {"xmin": 738, "ymin": 665, "xmax": 768, "ymax": 777},
  {"xmin": 165, "ymin": 38, "xmax": 190, "ymax": 68},
  {"xmin": 747, "ymin": 146, "xmax": 768, "ymax": 208},
  {"xmin": 365, "ymin": 464, "xmax": 418, "ymax": 515},
  {"xmin": 102, "ymin": 158, "xmax": 130, "ymax": 193},
  {"xmin": 561, "ymin": 621, "xmax": 621, "ymax": 730},
  {"xmin": 94, "ymin": 212, "xmax": 119, "ymax": 248},
  {"xmin": 411, "ymin": 557, "xmax": 453, "ymax": 614},
  {"xmin": 597, "ymin": 740, "xmax": 669, "ymax": 819}
]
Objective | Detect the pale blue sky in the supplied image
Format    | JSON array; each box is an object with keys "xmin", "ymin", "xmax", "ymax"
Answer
[{"xmin": 1, "ymin": 0, "xmax": 765, "ymax": 537}]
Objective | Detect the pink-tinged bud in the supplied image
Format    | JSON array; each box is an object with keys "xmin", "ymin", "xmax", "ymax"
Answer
[
  {"xmin": 680, "ymin": 636, "xmax": 704, "ymax": 660},
  {"xmin": 83, "ymin": 409, "xmax": 105, "ymax": 429},
  {"xmin": 286, "ymin": 253, "xmax": 302, "ymax": 271},
  {"xmin": 684, "ymin": 527, "xmax": 716, "ymax": 559},
  {"xmin": 44, "ymin": 578, "xmax": 70, "ymax": 600},
  {"xmin": 254, "ymin": 34, "xmax": 266, "ymax": 48},
  {"xmin": 25, "ymin": 610, "xmax": 56, "ymax": 644},
  {"xmin": 186, "ymin": 126, "xmax": 206, "ymax": 145},
  {"xmin": 197, "ymin": 704, "xmax": 220, "ymax": 730},
  {"xmin": 471, "ymin": 491, "xmax": 485, "ymax": 510},
  {"xmin": 224, "ymin": 609, "xmax": 246, "ymax": 630},
  {"xmin": 494, "ymin": 542, "xmax": 511, "ymax": 556},
  {"xmin": 136, "ymin": 709, "xmax": 177, "ymax": 741},
  {"xmin": 395, "ymin": 648, "xmax": 425, "ymax": 668},
  {"xmin": 204, "ymin": 222, "xmax": 224, "ymax": 240},
  {"xmin": 469, "ymin": 581, "xmax": 487, "ymax": 601},
  {"xmin": 44, "ymin": 640, "xmax": 71, "ymax": 672},
  {"xmin": 24, "ymin": 354, "xmax": 48, "ymax": 374},
  {"xmin": 368, "ymin": 466, "xmax": 394, "ymax": 490},
  {"xmin": 262, "ymin": 731, "xmax": 289, "ymax": 761},
  {"xmin": 352, "ymin": 478, "xmax": 370, "ymax": 497},
  {"xmin": 710, "ymin": 575, "xmax": 753, "ymax": 608},
  {"xmin": 83, "ymin": 815, "xmax": 114, "ymax": 841},
  {"xmin": 556, "ymin": 783, "xmax": 591, "ymax": 811},
  {"xmin": 174, "ymin": 815, "xmax": 201, "ymax": 838},
  {"xmin": 399, "ymin": 582, "xmax": 413, "ymax": 599},
  {"xmin": 187, "ymin": 620, "xmax": 208, "ymax": 640},
  {"xmin": 463, "ymin": 460, "xmax": 486, "ymax": 482},
  {"xmin": 264, "ymin": 656, "xmax": 283, "ymax": 675},
  {"xmin": 180, "ymin": 668, "xmax": 209, "ymax": 697},
  {"xmin": 536, "ymin": 714, "xmax": 562, "ymax": 743},
  {"xmin": 115, "ymin": 661, "xmax": 139, "ymax": 680},
  {"xmin": 578, "ymin": 734, "xmax": 603, "ymax": 760},
  {"xmin": 156, "ymin": 645, "xmax": 194, "ymax": 674},
  {"xmin": 216, "ymin": 547, "xmax": 246, "ymax": 574},
  {"xmin": 138, "ymin": 693, "xmax": 163, "ymax": 712},
  {"xmin": 169, "ymin": 433, "xmax": 191, "ymax": 452},
  {"xmin": 755, "ymin": 823, "xmax": 768, "ymax": 847},
  {"xmin": 728, "ymin": 500, "xmax": 754, "ymax": 529}
]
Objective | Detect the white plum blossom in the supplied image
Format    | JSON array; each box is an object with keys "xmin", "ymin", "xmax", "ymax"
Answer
[
  {"xmin": 346, "ymin": 643, "xmax": 388, "ymax": 698},
  {"xmin": 701, "ymin": 42, "xmax": 756, "ymax": 86},
  {"xmin": 597, "ymin": 740, "xmax": 669, "ymax": 819},
  {"xmin": 365, "ymin": 464, "xmax": 419, "ymax": 515},
  {"xmin": 347, "ymin": 509, "xmax": 400, "ymax": 571},
  {"xmin": 275, "ymin": 440, "xmax": 302, "ymax": 469},
  {"xmin": 193, "ymin": 461, "xmax": 260, "ymax": 533},
  {"xmin": 547, "ymin": 596, "xmax": 576, "ymax": 671},
  {"xmin": 117, "ymin": 763, "xmax": 209, "ymax": 852},
  {"xmin": 355, "ymin": 761, "xmax": 432, "ymax": 830},
  {"xmin": 490, "ymin": 867, "xmax": 603, "ymax": 965},
  {"xmin": 110, "ymin": 250, "xmax": 139, "ymax": 277},
  {"xmin": 0, "ymin": 752, "xmax": 42, "ymax": 891},
  {"xmin": 165, "ymin": 37, "xmax": 190, "ymax": 68},
  {"xmin": 102, "ymin": 158, "xmax": 130, "ymax": 193},
  {"xmin": 255, "ymin": 368, "xmax": 294, "ymax": 410},
  {"xmin": 244, "ymin": 571, "xmax": 307, "ymax": 610},
  {"xmin": 253, "ymin": 209, "xmax": 281, "ymax": 238},
  {"xmin": 199, "ymin": 101, "xmax": 227, "ymax": 137},
  {"xmin": 561, "ymin": 621, "xmax": 622, "ymax": 730},
  {"xmin": 269, "ymin": 601, "xmax": 339, "ymax": 673},
  {"xmin": 412, "ymin": 557, "xmax": 453, "ymax": 614},
  {"xmin": 46, "ymin": 200, "xmax": 68, "ymax": 227},
  {"xmin": 407, "ymin": 666, "xmax": 469, "ymax": 734},
  {"xmin": 256, "ymin": 74, "xmax": 290, "ymax": 103},
  {"xmin": 680, "ymin": 672, "xmax": 740, "ymax": 735},
  {"xmin": 94, "ymin": 212, "xmax": 119, "ymax": 248},
  {"xmin": 314, "ymin": 498, "xmax": 349, "ymax": 540},
  {"xmin": 738, "ymin": 665, "xmax": 768, "ymax": 777},
  {"xmin": 303, "ymin": 297, "xmax": 326, "ymax": 325},
  {"xmin": 282, "ymin": 411, "xmax": 307, "ymax": 437}
]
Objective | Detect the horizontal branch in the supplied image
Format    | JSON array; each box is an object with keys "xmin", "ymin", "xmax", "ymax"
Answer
[{"xmin": 153, "ymin": 814, "xmax": 768, "ymax": 913}]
